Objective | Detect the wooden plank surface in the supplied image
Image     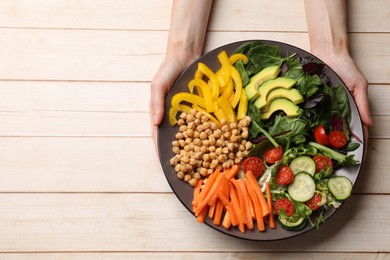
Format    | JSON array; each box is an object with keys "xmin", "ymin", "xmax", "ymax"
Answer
[{"xmin": 0, "ymin": 0, "xmax": 389, "ymax": 258}]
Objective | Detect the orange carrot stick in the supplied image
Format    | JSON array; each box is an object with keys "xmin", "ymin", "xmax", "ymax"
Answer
[
  {"xmin": 208, "ymin": 203, "xmax": 216, "ymax": 219},
  {"xmin": 222, "ymin": 210, "xmax": 232, "ymax": 229},
  {"xmin": 237, "ymin": 179, "xmax": 254, "ymax": 230},
  {"xmin": 196, "ymin": 205, "xmax": 209, "ymax": 223},
  {"xmin": 225, "ymin": 164, "xmax": 239, "ymax": 179},
  {"xmin": 266, "ymin": 181, "xmax": 276, "ymax": 229},
  {"xmin": 246, "ymin": 170, "xmax": 270, "ymax": 217},
  {"xmin": 192, "ymin": 169, "xmax": 219, "ymax": 209},
  {"xmin": 217, "ymin": 188, "xmax": 230, "ymax": 207},
  {"xmin": 245, "ymin": 179, "xmax": 265, "ymax": 231},
  {"xmin": 192, "ymin": 179, "xmax": 203, "ymax": 212},
  {"xmin": 194, "ymin": 169, "xmax": 222, "ymax": 214},
  {"xmin": 213, "ymin": 200, "xmax": 224, "ymax": 225},
  {"xmin": 228, "ymin": 182, "xmax": 245, "ymax": 233},
  {"xmin": 226, "ymin": 204, "xmax": 238, "ymax": 226}
]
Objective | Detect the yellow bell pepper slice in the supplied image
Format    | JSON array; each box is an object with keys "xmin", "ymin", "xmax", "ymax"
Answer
[
  {"xmin": 229, "ymin": 53, "xmax": 249, "ymax": 65},
  {"xmin": 216, "ymin": 50, "xmax": 231, "ymax": 88},
  {"xmin": 217, "ymin": 96, "xmax": 237, "ymax": 124},
  {"xmin": 198, "ymin": 62, "xmax": 219, "ymax": 101},
  {"xmin": 229, "ymin": 65, "xmax": 243, "ymax": 109},
  {"xmin": 221, "ymin": 77, "xmax": 234, "ymax": 102},
  {"xmin": 171, "ymin": 92, "xmax": 206, "ymax": 110},
  {"xmin": 188, "ymin": 79, "xmax": 217, "ymax": 112},
  {"xmin": 237, "ymin": 91, "xmax": 248, "ymax": 121},
  {"xmin": 169, "ymin": 104, "xmax": 192, "ymax": 126}
]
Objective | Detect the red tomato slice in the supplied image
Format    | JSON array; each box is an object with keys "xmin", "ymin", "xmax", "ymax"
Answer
[
  {"xmin": 313, "ymin": 154, "xmax": 333, "ymax": 173},
  {"xmin": 275, "ymin": 165, "xmax": 294, "ymax": 185},
  {"xmin": 328, "ymin": 130, "xmax": 348, "ymax": 149},
  {"xmin": 274, "ymin": 198, "xmax": 295, "ymax": 217},
  {"xmin": 314, "ymin": 125, "xmax": 329, "ymax": 146},
  {"xmin": 305, "ymin": 193, "xmax": 323, "ymax": 211},
  {"xmin": 264, "ymin": 146, "xmax": 283, "ymax": 164},
  {"xmin": 242, "ymin": 157, "xmax": 265, "ymax": 178}
]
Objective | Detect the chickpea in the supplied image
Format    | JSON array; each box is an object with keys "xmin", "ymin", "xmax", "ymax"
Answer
[
  {"xmin": 186, "ymin": 114, "xmax": 195, "ymax": 122},
  {"xmin": 177, "ymin": 172, "xmax": 185, "ymax": 180},
  {"xmin": 187, "ymin": 121, "xmax": 195, "ymax": 130},
  {"xmin": 218, "ymin": 154, "xmax": 226, "ymax": 163},
  {"xmin": 220, "ymin": 118, "xmax": 227, "ymax": 126},
  {"xmin": 184, "ymin": 174, "xmax": 192, "ymax": 182},
  {"xmin": 177, "ymin": 118, "xmax": 185, "ymax": 126},
  {"xmin": 210, "ymin": 122, "xmax": 218, "ymax": 131},
  {"xmin": 240, "ymin": 132, "xmax": 248, "ymax": 140},
  {"xmin": 185, "ymin": 137, "xmax": 192, "ymax": 144},
  {"xmin": 230, "ymin": 122, "xmax": 238, "ymax": 130},
  {"xmin": 172, "ymin": 140, "xmax": 179, "ymax": 147},
  {"xmin": 201, "ymin": 140, "xmax": 210, "ymax": 147},
  {"xmin": 194, "ymin": 118, "xmax": 201, "ymax": 125},
  {"xmin": 201, "ymin": 115, "xmax": 209, "ymax": 123},
  {"xmin": 181, "ymin": 156, "xmax": 190, "ymax": 164},
  {"xmin": 216, "ymin": 139, "xmax": 224, "ymax": 147},
  {"xmin": 202, "ymin": 161, "xmax": 210, "ymax": 168},
  {"xmin": 193, "ymin": 172, "xmax": 201, "ymax": 180},
  {"xmin": 208, "ymin": 145, "xmax": 216, "ymax": 152},
  {"xmin": 200, "ymin": 146, "xmax": 207, "ymax": 153},
  {"xmin": 215, "ymin": 147, "xmax": 223, "ymax": 155},
  {"xmin": 177, "ymin": 139, "xmax": 185, "ymax": 147},
  {"xmin": 210, "ymin": 159, "xmax": 219, "ymax": 169},
  {"xmin": 221, "ymin": 125, "xmax": 229, "ymax": 132},
  {"xmin": 170, "ymin": 157, "xmax": 178, "ymax": 166},
  {"xmin": 199, "ymin": 167, "xmax": 208, "ymax": 177},
  {"xmin": 209, "ymin": 152, "xmax": 217, "ymax": 160},
  {"xmin": 192, "ymin": 138, "xmax": 201, "ymax": 146},
  {"xmin": 213, "ymin": 129, "xmax": 222, "ymax": 139},
  {"xmin": 175, "ymin": 164, "xmax": 181, "ymax": 172},
  {"xmin": 245, "ymin": 141, "xmax": 253, "ymax": 150},
  {"xmin": 199, "ymin": 132, "xmax": 207, "ymax": 140},
  {"xmin": 188, "ymin": 178, "xmax": 198, "ymax": 187},
  {"xmin": 238, "ymin": 144, "xmax": 245, "ymax": 151},
  {"xmin": 175, "ymin": 132, "xmax": 184, "ymax": 139},
  {"xmin": 186, "ymin": 129, "xmax": 194, "ymax": 137},
  {"xmin": 230, "ymin": 135, "xmax": 238, "ymax": 143},
  {"xmin": 195, "ymin": 112, "xmax": 202, "ymax": 119},
  {"xmin": 172, "ymin": 146, "xmax": 180, "ymax": 154},
  {"xmin": 209, "ymin": 136, "xmax": 216, "ymax": 146},
  {"xmin": 193, "ymin": 131, "xmax": 200, "ymax": 139},
  {"xmin": 179, "ymin": 113, "xmax": 187, "ymax": 120},
  {"xmin": 202, "ymin": 153, "xmax": 210, "ymax": 162},
  {"xmin": 179, "ymin": 125, "xmax": 186, "ymax": 132},
  {"xmin": 223, "ymin": 131, "xmax": 231, "ymax": 139},
  {"xmin": 190, "ymin": 109, "xmax": 197, "ymax": 116}
]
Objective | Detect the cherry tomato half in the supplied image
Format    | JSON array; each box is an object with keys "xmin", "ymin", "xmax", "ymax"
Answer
[
  {"xmin": 305, "ymin": 193, "xmax": 323, "ymax": 211},
  {"xmin": 328, "ymin": 130, "xmax": 348, "ymax": 149},
  {"xmin": 264, "ymin": 146, "xmax": 283, "ymax": 164},
  {"xmin": 242, "ymin": 157, "xmax": 265, "ymax": 178},
  {"xmin": 274, "ymin": 198, "xmax": 295, "ymax": 217},
  {"xmin": 313, "ymin": 154, "xmax": 333, "ymax": 174},
  {"xmin": 275, "ymin": 165, "xmax": 294, "ymax": 185},
  {"xmin": 314, "ymin": 125, "xmax": 329, "ymax": 146}
]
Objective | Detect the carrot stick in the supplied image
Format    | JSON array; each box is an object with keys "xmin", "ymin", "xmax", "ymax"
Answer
[
  {"xmin": 196, "ymin": 204, "xmax": 209, "ymax": 223},
  {"xmin": 266, "ymin": 181, "xmax": 276, "ymax": 229},
  {"xmin": 228, "ymin": 182, "xmax": 245, "ymax": 233},
  {"xmin": 192, "ymin": 169, "xmax": 219, "ymax": 209},
  {"xmin": 213, "ymin": 200, "xmax": 224, "ymax": 225},
  {"xmin": 208, "ymin": 174, "xmax": 228, "ymax": 207},
  {"xmin": 192, "ymin": 179, "xmax": 203, "ymax": 212},
  {"xmin": 225, "ymin": 164, "xmax": 239, "ymax": 179},
  {"xmin": 222, "ymin": 210, "xmax": 232, "ymax": 229},
  {"xmin": 245, "ymin": 179, "xmax": 265, "ymax": 231},
  {"xmin": 194, "ymin": 169, "xmax": 222, "ymax": 214},
  {"xmin": 226, "ymin": 204, "xmax": 238, "ymax": 226},
  {"xmin": 217, "ymin": 188, "xmax": 230, "ymax": 207},
  {"xmin": 208, "ymin": 203, "xmax": 216, "ymax": 219},
  {"xmin": 237, "ymin": 179, "xmax": 254, "ymax": 230},
  {"xmin": 246, "ymin": 170, "xmax": 270, "ymax": 217}
]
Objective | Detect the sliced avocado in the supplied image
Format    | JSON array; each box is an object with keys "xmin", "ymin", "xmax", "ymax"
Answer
[
  {"xmin": 262, "ymin": 88, "xmax": 304, "ymax": 112},
  {"xmin": 253, "ymin": 77, "xmax": 296, "ymax": 110},
  {"xmin": 244, "ymin": 65, "xmax": 280, "ymax": 101},
  {"xmin": 260, "ymin": 98, "xmax": 302, "ymax": 120}
]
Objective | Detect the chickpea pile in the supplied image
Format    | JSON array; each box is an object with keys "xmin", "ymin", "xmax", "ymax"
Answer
[{"xmin": 169, "ymin": 109, "xmax": 253, "ymax": 186}]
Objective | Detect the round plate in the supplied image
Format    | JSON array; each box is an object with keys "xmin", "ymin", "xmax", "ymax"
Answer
[{"xmin": 158, "ymin": 40, "xmax": 364, "ymax": 241}]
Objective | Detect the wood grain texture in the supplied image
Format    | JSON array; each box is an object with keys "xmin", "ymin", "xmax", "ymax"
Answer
[{"xmin": 0, "ymin": 0, "xmax": 389, "ymax": 257}]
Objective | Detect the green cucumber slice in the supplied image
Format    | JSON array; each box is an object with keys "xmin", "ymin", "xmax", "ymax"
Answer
[
  {"xmin": 328, "ymin": 176, "xmax": 353, "ymax": 200},
  {"xmin": 290, "ymin": 156, "xmax": 316, "ymax": 176},
  {"xmin": 278, "ymin": 215, "xmax": 307, "ymax": 231},
  {"xmin": 288, "ymin": 172, "xmax": 315, "ymax": 202}
]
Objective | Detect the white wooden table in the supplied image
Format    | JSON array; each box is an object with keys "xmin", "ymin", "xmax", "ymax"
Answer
[{"xmin": 0, "ymin": 1, "xmax": 389, "ymax": 259}]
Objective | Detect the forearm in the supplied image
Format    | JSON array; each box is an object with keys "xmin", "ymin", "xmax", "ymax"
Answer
[
  {"xmin": 304, "ymin": 0, "xmax": 349, "ymax": 57},
  {"xmin": 167, "ymin": 0, "xmax": 213, "ymax": 62}
]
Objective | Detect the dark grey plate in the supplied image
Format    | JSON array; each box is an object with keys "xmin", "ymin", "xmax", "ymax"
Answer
[{"xmin": 158, "ymin": 40, "xmax": 364, "ymax": 241}]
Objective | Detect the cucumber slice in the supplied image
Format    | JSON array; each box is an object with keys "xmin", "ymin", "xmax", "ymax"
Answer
[
  {"xmin": 288, "ymin": 172, "xmax": 315, "ymax": 202},
  {"xmin": 278, "ymin": 215, "xmax": 307, "ymax": 231},
  {"xmin": 328, "ymin": 176, "xmax": 353, "ymax": 200},
  {"xmin": 290, "ymin": 156, "xmax": 316, "ymax": 176}
]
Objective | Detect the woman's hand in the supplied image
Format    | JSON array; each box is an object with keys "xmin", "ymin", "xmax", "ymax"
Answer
[{"xmin": 149, "ymin": 51, "xmax": 200, "ymax": 154}]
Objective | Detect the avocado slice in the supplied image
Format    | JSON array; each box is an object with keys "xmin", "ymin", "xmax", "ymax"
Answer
[
  {"xmin": 262, "ymin": 88, "xmax": 304, "ymax": 112},
  {"xmin": 244, "ymin": 66, "xmax": 280, "ymax": 101},
  {"xmin": 253, "ymin": 77, "xmax": 296, "ymax": 110},
  {"xmin": 260, "ymin": 98, "xmax": 302, "ymax": 120}
]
